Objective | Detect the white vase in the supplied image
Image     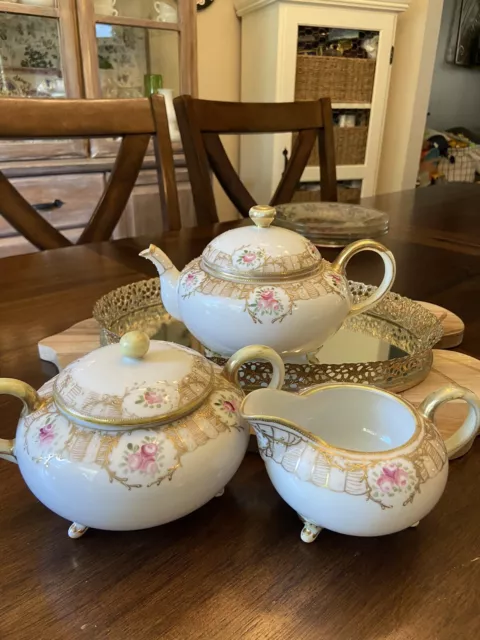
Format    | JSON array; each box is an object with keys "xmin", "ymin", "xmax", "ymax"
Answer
[{"xmin": 157, "ymin": 88, "xmax": 180, "ymax": 143}]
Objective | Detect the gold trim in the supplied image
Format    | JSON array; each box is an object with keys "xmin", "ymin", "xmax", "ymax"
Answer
[
  {"xmin": 241, "ymin": 383, "xmax": 423, "ymax": 460},
  {"xmin": 53, "ymin": 356, "xmax": 215, "ymax": 428},
  {"xmin": 201, "ymin": 260, "xmax": 321, "ymax": 284}
]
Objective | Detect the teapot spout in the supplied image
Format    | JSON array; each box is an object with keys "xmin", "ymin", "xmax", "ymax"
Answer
[{"xmin": 139, "ymin": 244, "xmax": 182, "ymax": 321}]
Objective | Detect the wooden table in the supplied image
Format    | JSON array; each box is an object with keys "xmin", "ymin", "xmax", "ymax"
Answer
[{"xmin": 1, "ymin": 183, "xmax": 479, "ymax": 640}]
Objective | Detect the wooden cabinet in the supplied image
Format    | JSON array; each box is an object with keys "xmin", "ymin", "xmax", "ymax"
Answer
[
  {"xmin": 0, "ymin": 0, "xmax": 197, "ymax": 257},
  {"xmin": 235, "ymin": 0, "xmax": 409, "ymax": 203}
]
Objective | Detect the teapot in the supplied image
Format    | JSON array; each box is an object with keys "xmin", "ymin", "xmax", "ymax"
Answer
[
  {"xmin": 141, "ymin": 205, "xmax": 396, "ymax": 358},
  {"xmin": 240, "ymin": 381, "xmax": 480, "ymax": 542},
  {"xmin": 0, "ymin": 332, "xmax": 284, "ymax": 538}
]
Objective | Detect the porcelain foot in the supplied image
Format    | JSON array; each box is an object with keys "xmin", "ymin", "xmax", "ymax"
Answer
[
  {"xmin": 410, "ymin": 521, "xmax": 420, "ymax": 529},
  {"xmin": 68, "ymin": 522, "xmax": 89, "ymax": 539},
  {"xmin": 215, "ymin": 488, "xmax": 225, "ymax": 498},
  {"xmin": 301, "ymin": 522, "xmax": 322, "ymax": 543}
]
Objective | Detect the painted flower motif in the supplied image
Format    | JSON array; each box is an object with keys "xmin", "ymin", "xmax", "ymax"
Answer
[
  {"xmin": 233, "ymin": 247, "xmax": 266, "ymax": 271},
  {"xmin": 369, "ymin": 460, "xmax": 416, "ymax": 503},
  {"xmin": 214, "ymin": 398, "xmax": 236, "ymax": 414},
  {"xmin": 122, "ymin": 437, "xmax": 162, "ymax": 478},
  {"xmin": 135, "ymin": 387, "xmax": 168, "ymax": 409},
  {"xmin": 38, "ymin": 423, "xmax": 55, "ymax": 446},
  {"xmin": 248, "ymin": 287, "xmax": 285, "ymax": 318}
]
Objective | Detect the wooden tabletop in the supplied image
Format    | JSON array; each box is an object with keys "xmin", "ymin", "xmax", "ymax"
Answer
[{"xmin": 1, "ymin": 183, "xmax": 479, "ymax": 640}]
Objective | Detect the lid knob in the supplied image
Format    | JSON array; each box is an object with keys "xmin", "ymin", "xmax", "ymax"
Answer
[
  {"xmin": 249, "ymin": 205, "xmax": 276, "ymax": 229},
  {"xmin": 120, "ymin": 331, "xmax": 150, "ymax": 359}
]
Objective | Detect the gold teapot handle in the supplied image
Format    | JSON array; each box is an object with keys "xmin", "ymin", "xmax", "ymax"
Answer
[
  {"xmin": 332, "ymin": 239, "xmax": 396, "ymax": 317},
  {"xmin": 223, "ymin": 345, "xmax": 285, "ymax": 390},
  {"xmin": 0, "ymin": 378, "xmax": 42, "ymax": 462},
  {"xmin": 419, "ymin": 385, "xmax": 480, "ymax": 460}
]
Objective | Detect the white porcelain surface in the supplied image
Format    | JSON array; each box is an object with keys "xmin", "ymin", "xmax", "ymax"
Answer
[
  {"xmin": 241, "ymin": 383, "xmax": 480, "ymax": 540},
  {"xmin": 0, "ymin": 338, "xmax": 285, "ymax": 537},
  {"xmin": 54, "ymin": 338, "xmax": 213, "ymax": 425},
  {"xmin": 141, "ymin": 206, "xmax": 396, "ymax": 358}
]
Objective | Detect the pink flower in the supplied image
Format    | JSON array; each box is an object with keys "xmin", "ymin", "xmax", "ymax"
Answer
[
  {"xmin": 144, "ymin": 390, "xmax": 164, "ymax": 405},
  {"xmin": 128, "ymin": 452, "xmax": 142, "ymax": 471},
  {"xmin": 144, "ymin": 460, "xmax": 158, "ymax": 476},
  {"xmin": 257, "ymin": 289, "xmax": 280, "ymax": 311},
  {"xmin": 186, "ymin": 273, "xmax": 195, "ymax": 282},
  {"xmin": 39, "ymin": 423, "xmax": 54, "ymax": 445},
  {"xmin": 223, "ymin": 400, "xmax": 236, "ymax": 413},
  {"xmin": 376, "ymin": 475, "xmax": 394, "ymax": 493},
  {"xmin": 376, "ymin": 464, "xmax": 409, "ymax": 493},
  {"xmin": 242, "ymin": 252, "xmax": 257, "ymax": 263},
  {"xmin": 330, "ymin": 272, "xmax": 342, "ymax": 284},
  {"xmin": 141, "ymin": 443, "xmax": 158, "ymax": 457}
]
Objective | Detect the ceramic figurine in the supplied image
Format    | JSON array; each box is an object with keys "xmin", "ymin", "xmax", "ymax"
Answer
[
  {"xmin": 141, "ymin": 205, "xmax": 396, "ymax": 358},
  {"xmin": 0, "ymin": 332, "xmax": 284, "ymax": 538},
  {"xmin": 240, "ymin": 382, "xmax": 480, "ymax": 541}
]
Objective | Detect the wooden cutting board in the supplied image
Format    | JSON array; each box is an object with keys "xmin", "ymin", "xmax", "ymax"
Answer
[
  {"xmin": 417, "ymin": 301, "xmax": 464, "ymax": 349},
  {"xmin": 37, "ymin": 315, "xmax": 477, "ymax": 452}
]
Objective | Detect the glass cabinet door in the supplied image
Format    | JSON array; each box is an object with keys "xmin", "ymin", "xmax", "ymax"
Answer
[
  {"xmin": 77, "ymin": 0, "xmax": 194, "ymax": 157},
  {"xmin": 0, "ymin": 0, "xmax": 84, "ymax": 160}
]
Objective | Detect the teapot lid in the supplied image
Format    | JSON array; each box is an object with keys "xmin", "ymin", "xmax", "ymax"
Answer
[
  {"xmin": 53, "ymin": 331, "xmax": 214, "ymax": 428},
  {"xmin": 201, "ymin": 205, "xmax": 322, "ymax": 281}
]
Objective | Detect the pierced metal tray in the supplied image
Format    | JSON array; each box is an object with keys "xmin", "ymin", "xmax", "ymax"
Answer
[{"xmin": 93, "ymin": 278, "xmax": 443, "ymax": 394}]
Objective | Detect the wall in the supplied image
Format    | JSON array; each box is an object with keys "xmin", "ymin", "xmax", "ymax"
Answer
[
  {"xmin": 197, "ymin": 1, "xmax": 241, "ymax": 220},
  {"xmin": 376, "ymin": 0, "xmax": 444, "ymax": 195},
  {"xmin": 428, "ymin": 0, "xmax": 480, "ymax": 132}
]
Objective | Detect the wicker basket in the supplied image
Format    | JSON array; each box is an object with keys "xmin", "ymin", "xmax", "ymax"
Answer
[
  {"xmin": 292, "ymin": 186, "xmax": 361, "ymax": 205},
  {"xmin": 295, "ymin": 56, "xmax": 376, "ymax": 103},
  {"xmin": 297, "ymin": 126, "xmax": 368, "ymax": 166}
]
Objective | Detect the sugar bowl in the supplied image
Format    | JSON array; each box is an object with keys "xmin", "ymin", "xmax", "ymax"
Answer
[{"xmin": 0, "ymin": 332, "xmax": 284, "ymax": 538}]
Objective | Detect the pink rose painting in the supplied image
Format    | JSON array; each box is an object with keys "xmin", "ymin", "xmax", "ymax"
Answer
[
  {"xmin": 125, "ymin": 441, "xmax": 159, "ymax": 477},
  {"xmin": 257, "ymin": 289, "xmax": 280, "ymax": 312},
  {"xmin": 376, "ymin": 464, "xmax": 409, "ymax": 494},
  {"xmin": 38, "ymin": 423, "xmax": 55, "ymax": 446},
  {"xmin": 136, "ymin": 387, "xmax": 166, "ymax": 409},
  {"xmin": 242, "ymin": 252, "xmax": 257, "ymax": 264},
  {"xmin": 223, "ymin": 400, "xmax": 236, "ymax": 413}
]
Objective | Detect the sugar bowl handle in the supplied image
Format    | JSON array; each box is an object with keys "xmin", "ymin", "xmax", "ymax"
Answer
[
  {"xmin": 332, "ymin": 239, "xmax": 396, "ymax": 317},
  {"xmin": 223, "ymin": 345, "xmax": 285, "ymax": 390},
  {"xmin": 419, "ymin": 385, "xmax": 480, "ymax": 460},
  {"xmin": 0, "ymin": 378, "xmax": 42, "ymax": 463}
]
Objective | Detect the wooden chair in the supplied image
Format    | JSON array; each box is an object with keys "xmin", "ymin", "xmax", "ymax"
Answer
[
  {"xmin": 173, "ymin": 96, "xmax": 337, "ymax": 225},
  {"xmin": 0, "ymin": 96, "xmax": 180, "ymax": 250}
]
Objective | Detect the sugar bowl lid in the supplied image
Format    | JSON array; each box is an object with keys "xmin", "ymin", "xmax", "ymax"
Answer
[
  {"xmin": 53, "ymin": 331, "xmax": 214, "ymax": 428},
  {"xmin": 201, "ymin": 205, "xmax": 322, "ymax": 280}
]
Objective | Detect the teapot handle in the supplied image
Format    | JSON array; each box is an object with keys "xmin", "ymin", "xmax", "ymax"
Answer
[
  {"xmin": 418, "ymin": 385, "xmax": 480, "ymax": 459},
  {"xmin": 223, "ymin": 345, "xmax": 285, "ymax": 390},
  {"xmin": 0, "ymin": 378, "xmax": 42, "ymax": 463},
  {"xmin": 332, "ymin": 239, "xmax": 396, "ymax": 317}
]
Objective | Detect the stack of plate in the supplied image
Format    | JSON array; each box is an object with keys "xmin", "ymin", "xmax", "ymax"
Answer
[{"xmin": 274, "ymin": 202, "xmax": 389, "ymax": 247}]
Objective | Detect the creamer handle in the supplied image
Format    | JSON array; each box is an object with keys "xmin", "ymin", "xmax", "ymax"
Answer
[
  {"xmin": 0, "ymin": 378, "xmax": 42, "ymax": 463},
  {"xmin": 223, "ymin": 345, "xmax": 285, "ymax": 390},
  {"xmin": 418, "ymin": 385, "xmax": 480, "ymax": 460},
  {"xmin": 331, "ymin": 239, "xmax": 396, "ymax": 317}
]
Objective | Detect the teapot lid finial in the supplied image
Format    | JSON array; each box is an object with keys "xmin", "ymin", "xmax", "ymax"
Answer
[
  {"xmin": 120, "ymin": 331, "xmax": 150, "ymax": 359},
  {"xmin": 249, "ymin": 205, "xmax": 276, "ymax": 229}
]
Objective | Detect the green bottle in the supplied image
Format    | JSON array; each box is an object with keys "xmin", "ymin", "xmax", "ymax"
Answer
[{"xmin": 144, "ymin": 74, "xmax": 163, "ymax": 97}]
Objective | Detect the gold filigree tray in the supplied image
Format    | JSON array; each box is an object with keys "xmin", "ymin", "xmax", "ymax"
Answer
[{"xmin": 93, "ymin": 279, "xmax": 443, "ymax": 394}]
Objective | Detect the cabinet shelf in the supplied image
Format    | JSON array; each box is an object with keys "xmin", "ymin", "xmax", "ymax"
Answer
[
  {"xmin": 0, "ymin": 2, "xmax": 58, "ymax": 18},
  {"xmin": 302, "ymin": 165, "xmax": 366, "ymax": 182},
  {"xmin": 332, "ymin": 102, "xmax": 372, "ymax": 109},
  {"xmin": 95, "ymin": 14, "xmax": 180, "ymax": 32}
]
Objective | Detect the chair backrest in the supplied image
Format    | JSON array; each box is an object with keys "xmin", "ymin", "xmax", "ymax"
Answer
[
  {"xmin": 173, "ymin": 96, "xmax": 337, "ymax": 224},
  {"xmin": 0, "ymin": 96, "xmax": 181, "ymax": 250}
]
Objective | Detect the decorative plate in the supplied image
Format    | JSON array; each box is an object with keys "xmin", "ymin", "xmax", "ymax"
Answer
[{"xmin": 274, "ymin": 202, "xmax": 389, "ymax": 247}]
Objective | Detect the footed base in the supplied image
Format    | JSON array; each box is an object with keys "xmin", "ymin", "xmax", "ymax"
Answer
[{"xmin": 68, "ymin": 522, "xmax": 89, "ymax": 539}]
